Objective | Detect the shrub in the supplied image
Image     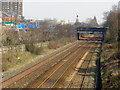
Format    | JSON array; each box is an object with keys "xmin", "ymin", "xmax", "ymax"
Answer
[
  {"xmin": 25, "ymin": 43, "xmax": 35, "ymax": 53},
  {"xmin": 35, "ymin": 47, "xmax": 43, "ymax": 55},
  {"xmin": 6, "ymin": 37, "xmax": 12, "ymax": 45},
  {"xmin": 25, "ymin": 43, "xmax": 43, "ymax": 55},
  {"xmin": 112, "ymin": 42, "xmax": 118, "ymax": 49},
  {"xmin": 70, "ymin": 37, "xmax": 76, "ymax": 42},
  {"xmin": 48, "ymin": 41, "xmax": 58, "ymax": 49}
]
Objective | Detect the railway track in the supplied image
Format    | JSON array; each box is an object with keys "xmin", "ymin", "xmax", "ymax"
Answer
[
  {"xmin": 51, "ymin": 42, "xmax": 95, "ymax": 88},
  {"xmin": 1, "ymin": 40, "xmax": 86, "ymax": 88},
  {"xmin": 28, "ymin": 41, "xmax": 93, "ymax": 88},
  {"xmin": 66, "ymin": 45, "xmax": 95, "ymax": 89}
]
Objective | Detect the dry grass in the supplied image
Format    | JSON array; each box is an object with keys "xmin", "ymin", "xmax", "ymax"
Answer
[
  {"xmin": 2, "ymin": 46, "xmax": 50, "ymax": 72},
  {"xmin": 101, "ymin": 43, "xmax": 119, "ymax": 88},
  {"xmin": 2, "ymin": 51, "xmax": 37, "ymax": 72},
  {"xmin": 48, "ymin": 37, "xmax": 76, "ymax": 49},
  {"xmin": 2, "ymin": 38, "xmax": 76, "ymax": 73}
]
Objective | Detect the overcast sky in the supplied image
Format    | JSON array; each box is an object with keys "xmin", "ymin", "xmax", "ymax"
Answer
[{"xmin": 23, "ymin": 0, "xmax": 119, "ymax": 24}]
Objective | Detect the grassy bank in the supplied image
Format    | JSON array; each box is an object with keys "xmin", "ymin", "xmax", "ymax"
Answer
[
  {"xmin": 2, "ymin": 51, "xmax": 37, "ymax": 72},
  {"xmin": 100, "ymin": 42, "xmax": 119, "ymax": 88},
  {"xmin": 2, "ymin": 37, "xmax": 76, "ymax": 72}
]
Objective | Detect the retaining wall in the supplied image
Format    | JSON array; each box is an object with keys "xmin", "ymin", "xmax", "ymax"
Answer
[{"xmin": 2, "ymin": 42, "xmax": 49, "ymax": 54}]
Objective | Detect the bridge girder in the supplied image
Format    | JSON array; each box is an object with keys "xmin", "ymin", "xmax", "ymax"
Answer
[
  {"xmin": 76, "ymin": 27, "xmax": 107, "ymax": 40},
  {"xmin": 76, "ymin": 27, "xmax": 107, "ymax": 33}
]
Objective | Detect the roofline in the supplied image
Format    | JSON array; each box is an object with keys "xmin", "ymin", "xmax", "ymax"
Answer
[{"xmin": 2, "ymin": 11, "xmax": 11, "ymax": 17}]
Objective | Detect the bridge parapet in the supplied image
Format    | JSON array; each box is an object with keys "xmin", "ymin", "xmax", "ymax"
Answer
[
  {"xmin": 76, "ymin": 27, "xmax": 107, "ymax": 40},
  {"xmin": 76, "ymin": 27, "xmax": 107, "ymax": 33}
]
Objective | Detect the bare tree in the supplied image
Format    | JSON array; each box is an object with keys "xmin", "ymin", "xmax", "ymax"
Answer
[{"xmin": 103, "ymin": 5, "xmax": 118, "ymax": 41}]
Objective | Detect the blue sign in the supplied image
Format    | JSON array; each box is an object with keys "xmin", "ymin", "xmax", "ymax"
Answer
[
  {"xmin": 25, "ymin": 24, "xmax": 28, "ymax": 29},
  {"xmin": 18, "ymin": 23, "xmax": 24, "ymax": 29},
  {"xmin": 18, "ymin": 23, "xmax": 37, "ymax": 29},
  {"xmin": 31, "ymin": 24, "xmax": 36, "ymax": 28}
]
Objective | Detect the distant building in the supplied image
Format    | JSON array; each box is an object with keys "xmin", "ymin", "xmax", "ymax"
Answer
[
  {"xmin": 89, "ymin": 16, "xmax": 99, "ymax": 27},
  {"xmin": 2, "ymin": 0, "xmax": 23, "ymax": 16},
  {"xmin": 1, "ymin": 0, "xmax": 23, "ymax": 26},
  {"xmin": 68, "ymin": 22, "xmax": 73, "ymax": 25},
  {"xmin": 76, "ymin": 15, "xmax": 79, "ymax": 24},
  {"xmin": 2, "ymin": 12, "xmax": 18, "ymax": 26},
  {"xmin": 35, "ymin": 19, "xmax": 58, "ymax": 28},
  {"xmin": 0, "ymin": 1, "xmax": 2, "ymax": 11},
  {"xmin": 60, "ymin": 20, "xmax": 66, "ymax": 25},
  {"xmin": 44, "ymin": 19, "xmax": 58, "ymax": 26},
  {"xmin": 74, "ymin": 14, "xmax": 81, "ymax": 26},
  {"xmin": 35, "ymin": 20, "xmax": 44, "ymax": 28}
]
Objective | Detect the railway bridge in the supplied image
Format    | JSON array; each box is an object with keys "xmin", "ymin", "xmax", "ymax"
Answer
[{"xmin": 76, "ymin": 27, "xmax": 107, "ymax": 41}]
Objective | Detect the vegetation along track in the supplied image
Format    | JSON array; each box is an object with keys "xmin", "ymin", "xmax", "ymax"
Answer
[
  {"xmin": 1, "ymin": 40, "xmax": 86, "ymax": 88},
  {"xmin": 27, "ymin": 41, "xmax": 93, "ymax": 88}
]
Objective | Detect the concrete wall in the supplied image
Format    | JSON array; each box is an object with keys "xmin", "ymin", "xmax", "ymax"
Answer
[
  {"xmin": 2, "ymin": 42, "xmax": 49, "ymax": 54},
  {"xmin": 2, "ymin": 44, "xmax": 25, "ymax": 54}
]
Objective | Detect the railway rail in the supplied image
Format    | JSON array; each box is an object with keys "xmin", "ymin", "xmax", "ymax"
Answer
[
  {"xmin": 67, "ymin": 45, "xmax": 94, "ymax": 89},
  {"xmin": 1, "ymin": 40, "xmax": 86, "ymax": 88},
  {"xmin": 51, "ymin": 42, "xmax": 95, "ymax": 88},
  {"xmin": 28, "ymin": 41, "xmax": 93, "ymax": 88},
  {"xmin": 1, "ymin": 39, "xmax": 100, "ymax": 88}
]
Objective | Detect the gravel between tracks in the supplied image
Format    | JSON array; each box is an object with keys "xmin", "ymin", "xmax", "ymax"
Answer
[
  {"xmin": 83, "ymin": 42, "xmax": 101, "ymax": 88},
  {"xmin": 52, "ymin": 43, "xmax": 91, "ymax": 88},
  {"xmin": 52, "ymin": 41, "xmax": 101, "ymax": 88}
]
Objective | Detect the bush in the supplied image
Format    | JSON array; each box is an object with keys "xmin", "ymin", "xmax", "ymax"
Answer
[
  {"xmin": 48, "ymin": 41, "xmax": 58, "ymax": 49},
  {"xmin": 25, "ymin": 43, "xmax": 43, "ymax": 55},
  {"xmin": 35, "ymin": 47, "xmax": 43, "ymax": 55},
  {"xmin": 70, "ymin": 37, "xmax": 76, "ymax": 42},
  {"xmin": 112, "ymin": 42, "xmax": 118, "ymax": 49},
  {"xmin": 25, "ymin": 43, "xmax": 35, "ymax": 53},
  {"xmin": 6, "ymin": 37, "xmax": 12, "ymax": 45}
]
